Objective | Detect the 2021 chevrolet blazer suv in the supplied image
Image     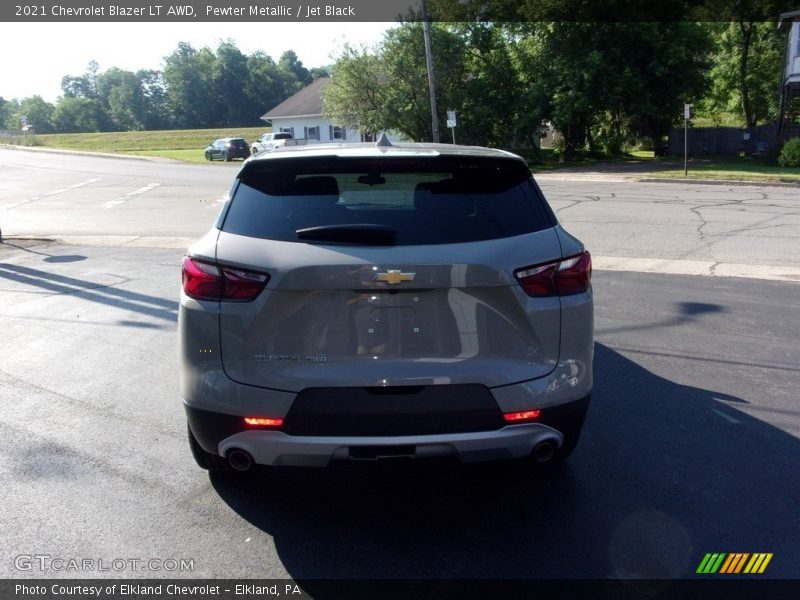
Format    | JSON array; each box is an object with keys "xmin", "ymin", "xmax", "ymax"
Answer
[{"xmin": 179, "ymin": 140, "xmax": 593, "ymax": 472}]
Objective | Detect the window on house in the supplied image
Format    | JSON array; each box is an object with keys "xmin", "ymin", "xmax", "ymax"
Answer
[
  {"xmin": 329, "ymin": 125, "xmax": 347, "ymax": 141},
  {"xmin": 304, "ymin": 126, "xmax": 320, "ymax": 140},
  {"xmin": 361, "ymin": 133, "xmax": 375, "ymax": 142}
]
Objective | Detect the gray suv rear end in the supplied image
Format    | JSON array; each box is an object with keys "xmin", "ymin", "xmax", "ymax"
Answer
[{"xmin": 180, "ymin": 143, "xmax": 593, "ymax": 472}]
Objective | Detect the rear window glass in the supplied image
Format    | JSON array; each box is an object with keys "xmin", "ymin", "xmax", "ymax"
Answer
[
  {"xmin": 274, "ymin": 133, "xmax": 293, "ymax": 139},
  {"xmin": 221, "ymin": 156, "xmax": 555, "ymax": 245}
]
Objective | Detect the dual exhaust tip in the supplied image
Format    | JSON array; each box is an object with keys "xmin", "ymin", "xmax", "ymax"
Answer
[
  {"xmin": 531, "ymin": 439, "xmax": 558, "ymax": 463},
  {"xmin": 227, "ymin": 448, "xmax": 254, "ymax": 471}
]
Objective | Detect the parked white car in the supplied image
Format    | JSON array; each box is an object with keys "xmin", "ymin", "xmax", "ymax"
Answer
[{"xmin": 251, "ymin": 132, "xmax": 306, "ymax": 154}]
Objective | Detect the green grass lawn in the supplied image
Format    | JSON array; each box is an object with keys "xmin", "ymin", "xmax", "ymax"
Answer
[
  {"xmin": 30, "ymin": 127, "xmax": 268, "ymax": 154},
  {"xmin": 646, "ymin": 157, "xmax": 800, "ymax": 183},
  {"xmin": 123, "ymin": 149, "xmax": 233, "ymax": 163}
]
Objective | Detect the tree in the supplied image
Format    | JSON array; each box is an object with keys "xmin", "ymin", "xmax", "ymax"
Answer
[
  {"xmin": 447, "ymin": 23, "xmax": 523, "ymax": 147},
  {"xmin": 278, "ymin": 50, "xmax": 312, "ymax": 88},
  {"xmin": 6, "ymin": 96, "xmax": 55, "ymax": 133},
  {"xmin": 323, "ymin": 44, "xmax": 392, "ymax": 136},
  {"xmin": 381, "ymin": 23, "xmax": 471, "ymax": 142},
  {"xmin": 310, "ymin": 67, "xmax": 331, "ymax": 80},
  {"xmin": 52, "ymin": 96, "xmax": 102, "ymax": 132},
  {"xmin": 529, "ymin": 22, "xmax": 710, "ymax": 156},
  {"xmin": 214, "ymin": 40, "xmax": 256, "ymax": 126},
  {"xmin": 0, "ymin": 97, "xmax": 13, "ymax": 129},
  {"xmin": 245, "ymin": 51, "xmax": 298, "ymax": 119},
  {"xmin": 135, "ymin": 70, "xmax": 171, "ymax": 130},
  {"xmin": 97, "ymin": 67, "xmax": 141, "ymax": 130},
  {"xmin": 704, "ymin": 21, "xmax": 785, "ymax": 127},
  {"xmin": 163, "ymin": 42, "xmax": 220, "ymax": 128},
  {"xmin": 61, "ymin": 60, "xmax": 100, "ymax": 99}
]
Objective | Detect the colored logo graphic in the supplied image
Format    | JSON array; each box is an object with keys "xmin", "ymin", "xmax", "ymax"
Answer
[{"xmin": 696, "ymin": 553, "xmax": 773, "ymax": 574}]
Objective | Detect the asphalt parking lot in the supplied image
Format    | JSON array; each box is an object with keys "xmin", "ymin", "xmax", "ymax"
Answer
[{"xmin": 1, "ymin": 148, "xmax": 798, "ymax": 584}]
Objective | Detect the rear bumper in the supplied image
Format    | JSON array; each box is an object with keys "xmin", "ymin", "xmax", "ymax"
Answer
[
  {"xmin": 185, "ymin": 394, "xmax": 589, "ymax": 467},
  {"xmin": 219, "ymin": 425, "xmax": 564, "ymax": 467}
]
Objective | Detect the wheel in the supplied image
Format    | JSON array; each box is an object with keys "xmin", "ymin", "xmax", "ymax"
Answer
[{"xmin": 188, "ymin": 424, "xmax": 230, "ymax": 472}]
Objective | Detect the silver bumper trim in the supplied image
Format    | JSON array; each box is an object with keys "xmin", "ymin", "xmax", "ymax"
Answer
[{"xmin": 218, "ymin": 424, "xmax": 563, "ymax": 467}]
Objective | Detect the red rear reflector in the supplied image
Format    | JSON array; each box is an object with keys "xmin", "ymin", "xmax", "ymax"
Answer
[
  {"xmin": 503, "ymin": 410, "xmax": 541, "ymax": 422},
  {"xmin": 244, "ymin": 417, "xmax": 284, "ymax": 428},
  {"xmin": 515, "ymin": 251, "xmax": 591, "ymax": 297},
  {"xmin": 182, "ymin": 257, "xmax": 268, "ymax": 301}
]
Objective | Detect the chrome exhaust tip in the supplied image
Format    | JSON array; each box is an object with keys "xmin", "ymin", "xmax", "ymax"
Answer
[
  {"xmin": 227, "ymin": 449, "xmax": 254, "ymax": 471},
  {"xmin": 531, "ymin": 440, "xmax": 557, "ymax": 463}
]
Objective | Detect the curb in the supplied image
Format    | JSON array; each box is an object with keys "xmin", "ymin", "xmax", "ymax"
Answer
[
  {"xmin": 0, "ymin": 143, "xmax": 178, "ymax": 163},
  {"xmin": 637, "ymin": 177, "xmax": 800, "ymax": 188}
]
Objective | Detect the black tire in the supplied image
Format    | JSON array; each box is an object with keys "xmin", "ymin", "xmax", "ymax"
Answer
[{"xmin": 188, "ymin": 425, "xmax": 230, "ymax": 472}]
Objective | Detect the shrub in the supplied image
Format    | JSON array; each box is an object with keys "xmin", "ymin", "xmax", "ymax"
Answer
[{"xmin": 778, "ymin": 137, "xmax": 800, "ymax": 168}]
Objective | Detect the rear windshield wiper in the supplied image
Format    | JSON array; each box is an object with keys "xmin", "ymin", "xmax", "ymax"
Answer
[{"xmin": 295, "ymin": 224, "xmax": 398, "ymax": 245}]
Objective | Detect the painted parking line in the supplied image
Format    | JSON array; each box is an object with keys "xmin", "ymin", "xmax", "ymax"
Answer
[
  {"xmin": 4, "ymin": 178, "xmax": 102, "ymax": 210},
  {"xmin": 103, "ymin": 183, "xmax": 161, "ymax": 209}
]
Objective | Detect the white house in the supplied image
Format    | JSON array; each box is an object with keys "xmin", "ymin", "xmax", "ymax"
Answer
[
  {"xmin": 260, "ymin": 77, "xmax": 373, "ymax": 143},
  {"xmin": 781, "ymin": 11, "xmax": 800, "ymax": 87},
  {"xmin": 779, "ymin": 11, "xmax": 800, "ymax": 139}
]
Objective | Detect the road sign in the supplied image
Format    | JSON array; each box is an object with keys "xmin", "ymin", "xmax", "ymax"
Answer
[
  {"xmin": 447, "ymin": 110, "xmax": 457, "ymax": 128},
  {"xmin": 684, "ymin": 104, "xmax": 691, "ymax": 119}
]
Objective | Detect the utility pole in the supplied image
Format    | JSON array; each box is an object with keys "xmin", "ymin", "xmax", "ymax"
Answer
[{"xmin": 421, "ymin": 0, "xmax": 440, "ymax": 143}]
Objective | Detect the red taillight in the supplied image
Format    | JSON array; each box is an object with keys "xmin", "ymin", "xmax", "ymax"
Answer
[
  {"xmin": 182, "ymin": 256, "xmax": 224, "ymax": 300},
  {"xmin": 181, "ymin": 257, "xmax": 268, "ymax": 301},
  {"xmin": 243, "ymin": 417, "xmax": 283, "ymax": 428},
  {"xmin": 515, "ymin": 251, "xmax": 592, "ymax": 297},
  {"xmin": 503, "ymin": 410, "xmax": 541, "ymax": 422}
]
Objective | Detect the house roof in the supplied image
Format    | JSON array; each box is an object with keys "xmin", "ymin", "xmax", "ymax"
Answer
[{"xmin": 261, "ymin": 77, "xmax": 330, "ymax": 120}]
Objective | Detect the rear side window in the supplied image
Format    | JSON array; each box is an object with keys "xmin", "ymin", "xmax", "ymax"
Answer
[{"xmin": 221, "ymin": 156, "xmax": 555, "ymax": 245}]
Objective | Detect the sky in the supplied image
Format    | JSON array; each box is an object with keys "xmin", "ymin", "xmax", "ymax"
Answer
[{"xmin": 0, "ymin": 22, "xmax": 393, "ymax": 103}]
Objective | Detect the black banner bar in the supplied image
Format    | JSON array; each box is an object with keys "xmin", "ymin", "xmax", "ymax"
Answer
[
  {"xmin": 3, "ymin": 579, "xmax": 800, "ymax": 600},
  {"xmin": 2, "ymin": 1, "xmax": 799, "ymax": 23}
]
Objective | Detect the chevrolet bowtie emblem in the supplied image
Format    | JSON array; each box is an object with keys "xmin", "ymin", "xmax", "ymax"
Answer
[{"xmin": 375, "ymin": 270, "xmax": 415, "ymax": 285}]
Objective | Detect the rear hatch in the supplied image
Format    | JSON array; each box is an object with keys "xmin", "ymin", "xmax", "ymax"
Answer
[{"xmin": 214, "ymin": 153, "xmax": 565, "ymax": 392}]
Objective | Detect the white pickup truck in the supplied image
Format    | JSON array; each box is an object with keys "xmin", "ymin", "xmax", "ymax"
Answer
[{"xmin": 251, "ymin": 132, "xmax": 307, "ymax": 154}]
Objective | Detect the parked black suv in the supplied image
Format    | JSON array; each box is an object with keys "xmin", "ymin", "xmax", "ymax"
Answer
[{"xmin": 205, "ymin": 138, "xmax": 251, "ymax": 162}]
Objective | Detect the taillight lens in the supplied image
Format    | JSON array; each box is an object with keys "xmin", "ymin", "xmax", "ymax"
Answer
[
  {"xmin": 503, "ymin": 410, "xmax": 541, "ymax": 422},
  {"xmin": 244, "ymin": 417, "xmax": 283, "ymax": 428},
  {"xmin": 181, "ymin": 257, "xmax": 268, "ymax": 301},
  {"xmin": 515, "ymin": 251, "xmax": 592, "ymax": 297}
]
